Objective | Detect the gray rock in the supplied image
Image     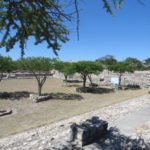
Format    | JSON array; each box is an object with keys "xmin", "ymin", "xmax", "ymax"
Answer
[
  {"xmin": 30, "ymin": 94, "xmax": 52, "ymax": 103},
  {"xmin": 70, "ymin": 117, "xmax": 108, "ymax": 146}
]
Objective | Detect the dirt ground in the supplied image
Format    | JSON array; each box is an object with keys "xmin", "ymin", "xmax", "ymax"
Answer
[{"xmin": 0, "ymin": 77, "xmax": 148, "ymax": 138}]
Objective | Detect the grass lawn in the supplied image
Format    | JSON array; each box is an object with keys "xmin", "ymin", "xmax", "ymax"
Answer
[{"xmin": 0, "ymin": 77, "xmax": 148, "ymax": 138}]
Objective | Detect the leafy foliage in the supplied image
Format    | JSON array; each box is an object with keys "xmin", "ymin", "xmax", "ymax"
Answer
[
  {"xmin": 109, "ymin": 62, "xmax": 134, "ymax": 73},
  {"xmin": 143, "ymin": 58, "xmax": 150, "ymax": 69},
  {"xmin": 144, "ymin": 58, "xmax": 150, "ymax": 65},
  {"xmin": 75, "ymin": 61, "xmax": 103, "ymax": 87},
  {"xmin": 0, "ymin": 1, "xmax": 69, "ymax": 56},
  {"xmin": 123, "ymin": 57, "xmax": 144, "ymax": 71},
  {"xmin": 109, "ymin": 62, "xmax": 135, "ymax": 87},
  {"xmin": 0, "ymin": 0, "xmax": 126, "ymax": 57},
  {"xmin": 17, "ymin": 57, "xmax": 53, "ymax": 95},
  {"xmin": 54, "ymin": 61, "xmax": 76, "ymax": 80},
  {"xmin": 96, "ymin": 55, "xmax": 117, "ymax": 68},
  {"xmin": 0, "ymin": 56, "xmax": 14, "ymax": 81}
]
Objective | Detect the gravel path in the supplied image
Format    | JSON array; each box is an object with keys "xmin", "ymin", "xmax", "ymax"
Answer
[{"xmin": 0, "ymin": 94, "xmax": 150, "ymax": 150}]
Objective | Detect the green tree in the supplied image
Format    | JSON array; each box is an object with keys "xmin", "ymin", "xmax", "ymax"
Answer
[
  {"xmin": 54, "ymin": 61, "xmax": 76, "ymax": 82},
  {"xmin": 96, "ymin": 55, "xmax": 117, "ymax": 68},
  {"xmin": 123, "ymin": 57, "xmax": 144, "ymax": 71},
  {"xmin": 75, "ymin": 61, "xmax": 103, "ymax": 88},
  {"xmin": 143, "ymin": 58, "xmax": 150, "ymax": 70},
  {"xmin": 0, "ymin": 0, "xmax": 124, "ymax": 56},
  {"xmin": 0, "ymin": 1, "xmax": 69, "ymax": 57},
  {"xmin": 109, "ymin": 62, "xmax": 134, "ymax": 88},
  {"xmin": 17, "ymin": 57, "xmax": 53, "ymax": 96},
  {"xmin": 0, "ymin": 56, "xmax": 14, "ymax": 82}
]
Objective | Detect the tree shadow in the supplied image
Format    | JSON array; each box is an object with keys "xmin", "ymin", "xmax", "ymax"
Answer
[
  {"xmin": 47, "ymin": 116, "xmax": 150, "ymax": 150},
  {"xmin": 76, "ymin": 87, "xmax": 114, "ymax": 94},
  {"xmin": 92, "ymin": 127, "xmax": 150, "ymax": 150},
  {"xmin": 49, "ymin": 92, "xmax": 83, "ymax": 101},
  {"xmin": 0, "ymin": 91, "xmax": 30, "ymax": 100},
  {"xmin": 50, "ymin": 127, "xmax": 150, "ymax": 150},
  {"xmin": 124, "ymin": 84, "xmax": 141, "ymax": 90}
]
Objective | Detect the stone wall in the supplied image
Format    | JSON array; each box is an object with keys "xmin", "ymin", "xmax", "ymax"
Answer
[
  {"xmin": 52, "ymin": 70, "xmax": 150, "ymax": 88},
  {"xmin": 3, "ymin": 70, "xmax": 150, "ymax": 88},
  {"xmin": 98, "ymin": 70, "xmax": 150, "ymax": 88}
]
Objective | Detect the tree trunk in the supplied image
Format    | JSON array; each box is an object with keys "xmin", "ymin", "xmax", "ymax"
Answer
[
  {"xmin": 65, "ymin": 75, "xmax": 68, "ymax": 82},
  {"xmin": 83, "ymin": 74, "xmax": 87, "ymax": 88},
  {"xmin": 119, "ymin": 73, "xmax": 122, "ymax": 89},
  {"xmin": 38, "ymin": 83, "xmax": 42, "ymax": 96},
  {"xmin": 88, "ymin": 75, "xmax": 93, "ymax": 85},
  {"xmin": 33, "ymin": 72, "xmax": 47, "ymax": 96},
  {"xmin": 0, "ymin": 73, "xmax": 3, "ymax": 82},
  {"xmin": 37, "ymin": 76, "xmax": 47, "ymax": 96},
  {"xmin": 64, "ymin": 75, "xmax": 68, "ymax": 86}
]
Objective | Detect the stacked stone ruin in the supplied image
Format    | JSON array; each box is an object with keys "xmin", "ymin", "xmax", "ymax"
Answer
[
  {"xmin": 69, "ymin": 117, "xmax": 108, "ymax": 147},
  {"xmin": 53, "ymin": 70, "xmax": 150, "ymax": 88}
]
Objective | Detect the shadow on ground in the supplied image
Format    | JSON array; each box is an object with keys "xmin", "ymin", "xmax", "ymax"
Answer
[
  {"xmin": 50, "ymin": 127, "xmax": 150, "ymax": 150},
  {"xmin": 0, "ymin": 91, "xmax": 83, "ymax": 101},
  {"xmin": 76, "ymin": 87, "xmax": 114, "ymax": 94},
  {"xmin": 0, "ymin": 91, "xmax": 30, "ymax": 100},
  {"xmin": 49, "ymin": 92, "xmax": 83, "ymax": 101},
  {"xmin": 92, "ymin": 127, "xmax": 150, "ymax": 150}
]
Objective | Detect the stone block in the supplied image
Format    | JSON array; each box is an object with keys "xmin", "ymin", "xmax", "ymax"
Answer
[
  {"xmin": 70, "ymin": 116, "xmax": 108, "ymax": 146},
  {"xmin": 30, "ymin": 94, "xmax": 52, "ymax": 103}
]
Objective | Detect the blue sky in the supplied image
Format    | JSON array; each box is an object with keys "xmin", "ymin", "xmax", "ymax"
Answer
[{"xmin": 1, "ymin": 0, "xmax": 150, "ymax": 61}]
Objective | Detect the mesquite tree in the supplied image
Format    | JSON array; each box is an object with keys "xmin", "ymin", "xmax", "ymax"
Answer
[
  {"xmin": 17, "ymin": 57, "xmax": 53, "ymax": 96},
  {"xmin": 0, "ymin": 56, "xmax": 14, "ymax": 82},
  {"xmin": 109, "ymin": 62, "xmax": 134, "ymax": 88},
  {"xmin": 123, "ymin": 57, "xmax": 144, "ymax": 71},
  {"xmin": 0, "ymin": 0, "xmax": 124, "ymax": 56},
  {"xmin": 96, "ymin": 55, "xmax": 117, "ymax": 69},
  {"xmin": 75, "ymin": 61, "xmax": 103, "ymax": 88},
  {"xmin": 54, "ymin": 61, "xmax": 76, "ymax": 82},
  {"xmin": 0, "ymin": 1, "xmax": 70, "ymax": 57}
]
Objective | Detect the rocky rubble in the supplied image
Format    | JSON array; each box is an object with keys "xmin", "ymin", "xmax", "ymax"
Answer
[
  {"xmin": 98, "ymin": 70, "xmax": 150, "ymax": 88},
  {"xmin": 53, "ymin": 69, "xmax": 150, "ymax": 88},
  {"xmin": 0, "ymin": 95, "xmax": 150, "ymax": 150}
]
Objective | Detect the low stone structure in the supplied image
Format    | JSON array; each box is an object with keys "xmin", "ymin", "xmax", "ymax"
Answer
[
  {"xmin": 29, "ymin": 94, "xmax": 52, "ymax": 103},
  {"xmin": 70, "ymin": 117, "xmax": 108, "ymax": 146},
  {"xmin": 52, "ymin": 69, "xmax": 150, "ymax": 88}
]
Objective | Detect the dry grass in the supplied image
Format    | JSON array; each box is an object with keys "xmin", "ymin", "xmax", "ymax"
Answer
[{"xmin": 0, "ymin": 77, "xmax": 148, "ymax": 138}]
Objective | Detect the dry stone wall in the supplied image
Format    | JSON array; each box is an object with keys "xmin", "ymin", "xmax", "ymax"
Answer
[
  {"xmin": 3, "ymin": 70, "xmax": 150, "ymax": 88},
  {"xmin": 52, "ymin": 70, "xmax": 150, "ymax": 88},
  {"xmin": 98, "ymin": 70, "xmax": 150, "ymax": 88}
]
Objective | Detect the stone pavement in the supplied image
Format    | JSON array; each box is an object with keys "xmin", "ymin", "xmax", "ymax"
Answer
[{"xmin": 0, "ymin": 95, "xmax": 150, "ymax": 150}]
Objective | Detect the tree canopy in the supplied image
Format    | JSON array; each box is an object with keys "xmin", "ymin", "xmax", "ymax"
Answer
[
  {"xmin": 123, "ymin": 57, "xmax": 144, "ymax": 71},
  {"xmin": 0, "ymin": 56, "xmax": 13, "ymax": 82},
  {"xmin": 0, "ymin": 0, "xmax": 70, "ymax": 57},
  {"xmin": 54, "ymin": 61, "xmax": 76, "ymax": 81},
  {"xmin": 143, "ymin": 58, "xmax": 150, "ymax": 69},
  {"xmin": 0, "ymin": 0, "xmax": 124, "ymax": 56},
  {"xmin": 75, "ymin": 61, "xmax": 103, "ymax": 88},
  {"xmin": 108, "ymin": 62, "xmax": 135, "ymax": 87},
  {"xmin": 17, "ymin": 57, "xmax": 53, "ymax": 95},
  {"xmin": 96, "ymin": 55, "xmax": 117, "ymax": 68},
  {"xmin": 109, "ymin": 62, "xmax": 134, "ymax": 74}
]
